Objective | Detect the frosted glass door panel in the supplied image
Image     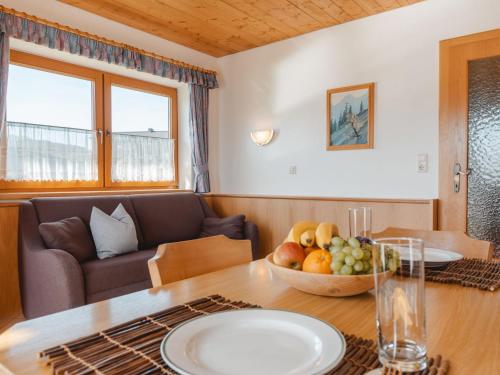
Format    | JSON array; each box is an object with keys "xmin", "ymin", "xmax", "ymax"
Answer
[{"xmin": 467, "ymin": 56, "xmax": 500, "ymax": 256}]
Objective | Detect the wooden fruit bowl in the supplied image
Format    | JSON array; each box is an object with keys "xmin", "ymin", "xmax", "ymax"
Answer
[{"xmin": 265, "ymin": 253, "xmax": 392, "ymax": 297}]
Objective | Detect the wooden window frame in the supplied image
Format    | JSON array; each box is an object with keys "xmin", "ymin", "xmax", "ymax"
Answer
[
  {"xmin": 103, "ymin": 73, "xmax": 178, "ymax": 188},
  {"xmin": 0, "ymin": 51, "xmax": 178, "ymax": 192},
  {"xmin": 1, "ymin": 51, "xmax": 104, "ymax": 190}
]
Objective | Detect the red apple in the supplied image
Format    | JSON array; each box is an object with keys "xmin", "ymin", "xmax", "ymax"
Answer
[{"xmin": 273, "ymin": 242, "xmax": 306, "ymax": 270}]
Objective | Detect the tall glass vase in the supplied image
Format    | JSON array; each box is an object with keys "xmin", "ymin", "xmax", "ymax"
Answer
[{"xmin": 349, "ymin": 207, "xmax": 372, "ymax": 239}]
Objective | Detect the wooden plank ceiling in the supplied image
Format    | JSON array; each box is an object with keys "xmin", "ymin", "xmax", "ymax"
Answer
[{"xmin": 58, "ymin": 0, "xmax": 423, "ymax": 57}]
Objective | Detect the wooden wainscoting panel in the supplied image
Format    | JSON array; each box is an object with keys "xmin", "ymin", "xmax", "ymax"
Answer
[
  {"xmin": 0, "ymin": 205, "xmax": 22, "ymax": 323},
  {"xmin": 206, "ymin": 194, "xmax": 437, "ymax": 258}
]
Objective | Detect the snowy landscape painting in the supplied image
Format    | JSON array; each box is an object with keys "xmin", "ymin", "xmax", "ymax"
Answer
[{"xmin": 327, "ymin": 83, "xmax": 374, "ymax": 151}]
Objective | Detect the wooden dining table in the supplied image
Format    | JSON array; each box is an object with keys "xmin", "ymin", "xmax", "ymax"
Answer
[{"xmin": 0, "ymin": 259, "xmax": 498, "ymax": 375}]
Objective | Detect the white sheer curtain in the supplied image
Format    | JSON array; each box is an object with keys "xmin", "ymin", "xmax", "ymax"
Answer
[
  {"xmin": 6, "ymin": 122, "xmax": 98, "ymax": 181},
  {"xmin": 5, "ymin": 122, "xmax": 175, "ymax": 183},
  {"xmin": 112, "ymin": 133, "xmax": 175, "ymax": 182}
]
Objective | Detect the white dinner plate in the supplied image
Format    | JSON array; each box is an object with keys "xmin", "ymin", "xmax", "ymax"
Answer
[
  {"xmin": 160, "ymin": 309, "xmax": 346, "ymax": 375},
  {"xmin": 399, "ymin": 247, "xmax": 463, "ymax": 266}
]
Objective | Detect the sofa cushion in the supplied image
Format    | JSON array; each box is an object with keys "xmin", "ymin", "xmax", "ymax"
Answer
[
  {"xmin": 81, "ymin": 249, "xmax": 155, "ymax": 298},
  {"xmin": 90, "ymin": 204, "xmax": 138, "ymax": 259},
  {"xmin": 39, "ymin": 216, "xmax": 96, "ymax": 262},
  {"xmin": 31, "ymin": 196, "xmax": 144, "ymax": 249},
  {"xmin": 198, "ymin": 195, "xmax": 218, "ymax": 218},
  {"xmin": 130, "ymin": 193, "xmax": 206, "ymax": 249},
  {"xmin": 200, "ymin": 215, "xmax": 246, "ymax": 239}
]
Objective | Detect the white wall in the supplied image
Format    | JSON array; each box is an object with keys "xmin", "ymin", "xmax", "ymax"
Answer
[
  {"xmin": 215, "ymin": 0, "xmax": 500, "ymax": 199},
  {"xmin": 0, "ymin": 0, "xmax": 219, "ymax": 189}
]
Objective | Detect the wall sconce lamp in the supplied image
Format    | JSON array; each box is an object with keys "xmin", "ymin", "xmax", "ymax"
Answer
[{"xmin": 250, "ymin": 129, "xmax": 274, "ymax": 146}]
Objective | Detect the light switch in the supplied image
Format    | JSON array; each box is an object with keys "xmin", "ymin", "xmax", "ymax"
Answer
[
  {"xmin": 417, "ymin": 154, "xmax": 428, "ymax": 173},
  {"xmin": 289, "ymin": 165, "xmax": 297, "ymax": 175}
]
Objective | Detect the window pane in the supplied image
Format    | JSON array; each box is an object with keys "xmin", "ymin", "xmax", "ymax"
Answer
[
  {"xmin": 7, "ymin": 65, "xmax": 93, "ymax": 129},
  {"xmin": 111, "ymin": 85, "xmax": 174, "ymax": 182},
  {"xmin": 111, "ymin": 86, "xmax": 170, "ymax": 134},
  {"xmin": 5, "ymin": 64, "xmax": 97, "ymax": 182}
]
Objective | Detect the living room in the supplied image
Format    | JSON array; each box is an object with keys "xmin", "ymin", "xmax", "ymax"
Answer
[{"xmin": 0, "ymin": 0, "xmax": 499, "ymax": 374}]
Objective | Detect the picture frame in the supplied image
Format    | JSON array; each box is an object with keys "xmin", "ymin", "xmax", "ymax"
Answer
[{"xmin": 326, "ymin": 83, "xmax": 374, "ymax": 151}]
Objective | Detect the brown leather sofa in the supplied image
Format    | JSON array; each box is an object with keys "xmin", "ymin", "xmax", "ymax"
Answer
[{"xmin": 19, "ymin": 192, "xmax": 259, "ymax": 319}]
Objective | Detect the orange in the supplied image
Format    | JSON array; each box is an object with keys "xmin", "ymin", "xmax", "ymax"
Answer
[
  {"xmin": 302, "ymin": 250, "xmax": 332, "ymax": 274},
  {"xmin": 304, "ymin": 246, "xmax": 320, "ymax": 256}
]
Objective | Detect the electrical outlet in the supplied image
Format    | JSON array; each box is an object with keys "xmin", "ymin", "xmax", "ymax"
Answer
[
  {"xmin": 417, "ymin": 154, "xmax": 428, "ymax": 173},
  {"xmin": 289, "ymin": 165, "xmax": 297, "ymax": 175}
]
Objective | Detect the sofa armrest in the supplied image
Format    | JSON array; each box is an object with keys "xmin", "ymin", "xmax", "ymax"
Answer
[
  {"xmin": 20, "ymin": 248, "xmax": 85, "ymax": 319},
  {"xmin": 243, "ymin": 221, "xmax": 260, "ymax": 260},
  {"xmin": 19, "ymin": 202, "xmax": 86, "ymax": 318}
]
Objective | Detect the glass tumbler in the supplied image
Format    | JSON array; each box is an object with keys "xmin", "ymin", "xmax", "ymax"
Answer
[
  {"xmin": 372, "ymin": 237, "xmax": 427, "ymax": 372},
  {"xmin": 348, "ymin": 207, "xmax": 372, "ymax": 239}
]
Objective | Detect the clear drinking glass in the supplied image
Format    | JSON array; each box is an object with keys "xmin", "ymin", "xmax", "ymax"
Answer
[
  {"xmin": 372, "ymin": 238, "xmax": 427, "ymax": 372},
  {"xmin": 349, "ymin": 207, "xmax": 372, "ymax": 239}
]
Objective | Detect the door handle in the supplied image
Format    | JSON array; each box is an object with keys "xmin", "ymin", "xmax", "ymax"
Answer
[
  {"xmin": 453, "ymin": 163, "xmax": 471, "ymax": 193},
  {"xmin": 96, "ymin": 129, "xmax": 103, "ymax": 145}
]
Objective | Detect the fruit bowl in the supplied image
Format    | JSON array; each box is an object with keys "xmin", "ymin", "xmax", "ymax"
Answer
[{"xmin": 265, "ymin": 253, "xmax": 392, "ymax": 297}]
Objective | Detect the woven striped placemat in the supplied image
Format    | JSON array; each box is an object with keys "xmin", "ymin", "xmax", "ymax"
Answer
[
  {"xmin": 424, "ymin": 258, "xmax": 500, "ymax": 291},
  {"xmin": 39, "ymin": 295, "xmax": 449, "ymax": 375}
]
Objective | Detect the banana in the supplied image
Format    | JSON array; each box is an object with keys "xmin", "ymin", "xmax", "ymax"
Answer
[
  {"xmin": 299, "ymin": 229, "xmax": 316, "ymax": 247},
  {"xmin": 315, "ymin": 222, "xmax": 338, "ymax": 249},
  {"xmin": 285, "ymin": 221, "xmax": 319, "ymax": 244}
]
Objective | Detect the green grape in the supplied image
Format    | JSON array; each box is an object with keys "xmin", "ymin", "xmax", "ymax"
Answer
[
  {"xmin": 347, "ymin": 237, "xmax": 361, "ymax": 248},
  {"xmin": 342, "ymin": 246, "xmax": 353, "ymax": 255},
  {"xmin": 362, "ymin": 243, "xmax": 372, "ymax": 250},
  {"xmin": 345, "ymin": 255, "xmax": 355, "ymax": 266},
  {"xmin": 331, "ymin": 261, "xmax": 343, "ymax": 273},
  {"xmin": 331, "ymin": 236, "xmax": 345, "ymax": 247},
  {"xmin": 352, "ymin": 248, "xmax": 364, "ymax": 260},
  {"xmin": 340, "ymin": 264, "xmax": 353, "ymax": 275},
  {"xmin": 329, "ymin": 245, "xmax": 343, "ymax": 254},
  {"xmin": 353, "ymin": 261, "xmax": 364, "ymax": 272},
  {"xmin": 334, "ymin": 251, "xmax": 346, "ymax": 262},
  {"xmin": 363, "ymin": 249, "xmax": 372, "ymax": 260}
]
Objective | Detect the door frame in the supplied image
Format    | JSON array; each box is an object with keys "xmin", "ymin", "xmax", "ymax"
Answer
[{"xmin": 438, "ymin": 28, "xmax": 500, "ymax": 231}]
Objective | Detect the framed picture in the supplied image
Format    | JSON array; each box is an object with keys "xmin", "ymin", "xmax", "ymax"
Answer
[{"xmin": 326, "ymin": 83, "xmax": 374, "ymax": 151}]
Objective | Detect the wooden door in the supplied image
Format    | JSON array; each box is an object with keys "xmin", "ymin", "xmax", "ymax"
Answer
[{"xmin": 439, "ymin": 29, "xmax": 500, "ymax": 238}]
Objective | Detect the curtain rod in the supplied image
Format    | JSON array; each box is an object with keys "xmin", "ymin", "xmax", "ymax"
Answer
[{"xmin": 0, "ymin": 5, "xmax": 217, "ymax": 76}]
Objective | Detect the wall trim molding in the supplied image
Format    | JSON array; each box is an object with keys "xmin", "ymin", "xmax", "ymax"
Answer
[
  {"xmin": 205, "ymin": 193, "xmax": 436, "ymax": 205},
  {"xmin": 0, "ymin": 188, "xmax": 191, "ymax": 202}
]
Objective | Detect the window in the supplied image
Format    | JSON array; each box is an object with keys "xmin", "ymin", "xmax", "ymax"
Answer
[
  {"xmin": 1, "ymin": 51, "xmax": 178, "ymax": 190},
  {"xmin": 105, "ymin": 74, "xmax": 177, "ymax": 187}
]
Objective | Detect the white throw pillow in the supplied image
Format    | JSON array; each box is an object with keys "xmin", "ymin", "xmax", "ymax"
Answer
[{"xmin": 90, "ymin": 203, "xmax": 138, "ymax": 259}]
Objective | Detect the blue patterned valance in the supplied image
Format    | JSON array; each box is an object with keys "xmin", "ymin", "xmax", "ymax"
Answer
[{"xmin": 0, "ymin": 9, "xmax": 218, "ymax": 89}]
